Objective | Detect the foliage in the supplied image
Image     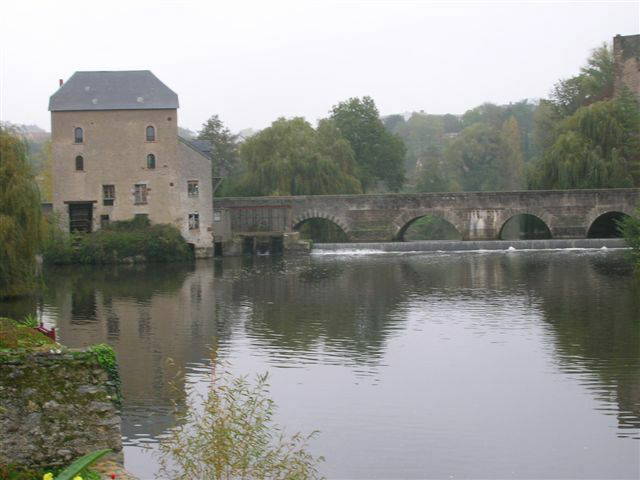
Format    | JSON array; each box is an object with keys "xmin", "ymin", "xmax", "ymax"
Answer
[
  {"xmin": 158, "ymin": 350, "xmax": 324, "ymax": 479},
  {"xmin": 34, "ymin": 140, "xmax": 53, "ymax": 202},
  {"xmin": 388, "ymin": 113, "xmax": 446, "ymax": 179},
  {"xmin": 42, "ymin": 218, "xmax": 193, "ymax": 264},
  {"xmin": 530, "ymin": 91, "xmax": 640, "ymax": 189},
  {"xmin": 88, "ymin": 344, "xmax": 121, "ymax": 407},
  {"xmin": 21, "ymin": 313, "xmax": 39, "ymax": 328},
  {"xmin": 197, "ymin": 115, "xmax": 240, "ymax": 179},
  {"xmin": 0, "ymin": 465, "xmax": 98, "ymax": 480},
  {"xmin": 549, "ymin": 43, "xmax": 614, "ymax": 117},
  {"xmin": 391, "ymin": 102, "xmax": 535, "ymax": 193},
  {"xmin": 0, "ymin": 317, "xmax": 57, "ymax": 351},
  {"xmin": 51, "ymin": 449, "xmax": 111, "ymax": 480},
  {"xmin": 0, "ymin": 127, "xmax": 45, "ymax": 298},
  {"xmin": 620, "ymin": 209, "xmax": 640, "ymax": 268},
  {"xmin": 442, "ymin": 123, "xmax": 513, "ymax": 191},
  {"xmin": 232, "ymin": 117, "xmax": 362, "ymax": 196},
  {"xmin": 499, "ymin": 116, "xmax": 526, "ymax": 190},
  {"xmin": 330, "ymin": 96, "xmax": 405, "ymax": 192}
]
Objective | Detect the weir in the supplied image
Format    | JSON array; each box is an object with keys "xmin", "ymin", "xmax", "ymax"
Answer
[{"xmin": 311, "ymin": 238, "xmax": 629, "ymax": 254}]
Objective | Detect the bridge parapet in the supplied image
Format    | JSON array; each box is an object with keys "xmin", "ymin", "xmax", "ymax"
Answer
[{"xmin": 214, "ymin": 189, "xmax": 640, "ymax": 243}]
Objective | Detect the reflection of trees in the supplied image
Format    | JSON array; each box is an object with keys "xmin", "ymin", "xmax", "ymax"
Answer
[
  {"xmin": 529, "ymin": 255, "xmax": 640, "ymax": 435},
  {"xmin": 215, "ymin": 256, "xmax": 410, "ymax": 365},
  {"xmin": 2, "ymin": 252, "xmax": 637, "ymax": 440}
]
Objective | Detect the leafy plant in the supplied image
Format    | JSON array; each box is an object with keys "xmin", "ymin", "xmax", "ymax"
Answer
[
  {"xmin": 88, "ymin": 344, "xmax": 121, "ymax": 407},
  {"xmin": 21, "ymin": 313, "xmax": 39, "ymax": 328},
  {"xmin": 158, "ymin": 349, "xmax": 324, "ymax": 479},
  {"xmin": 620, "ymin": 208, "xmax": 640, "ymax": 268},
  {"xmin": 52, "ymin": 449, "xmax": 111, "ymax": 480}
]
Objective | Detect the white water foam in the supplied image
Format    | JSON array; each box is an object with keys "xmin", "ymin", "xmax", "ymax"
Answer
[{"xmin": 311, "ymin": 246, "xmax": 629, "ymax": 256}]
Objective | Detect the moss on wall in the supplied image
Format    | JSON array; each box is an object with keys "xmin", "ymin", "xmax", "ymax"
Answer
[{"xmin": 0, "ymin": 347, "xmax": 122, "ymax": 469}]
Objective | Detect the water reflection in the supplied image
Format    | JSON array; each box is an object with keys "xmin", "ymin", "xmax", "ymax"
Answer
[{"xmin": 1, "ymin": 251, "xmax": 638, "ymax": 478}]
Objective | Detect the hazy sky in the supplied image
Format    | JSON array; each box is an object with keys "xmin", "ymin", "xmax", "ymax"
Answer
[{"xmin": 1, "ymin": 0, "xmax": 638, "ymax": 133}]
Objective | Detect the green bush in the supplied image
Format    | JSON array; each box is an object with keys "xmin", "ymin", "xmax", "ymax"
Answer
[
  {"xmin": 620, "ymin": 209, "xmax": 640, "ymax": 268},
  {"xmin": 42, "ymin": 219, "xmax": 193, "ymax": 265},
  {"xmin": 158, "ymin": 349, "xmax": 323, "ymax": 479}
]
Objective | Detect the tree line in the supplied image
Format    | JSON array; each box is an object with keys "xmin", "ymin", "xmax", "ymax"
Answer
[{"xmin": 199, "ymin": 42, "xmax": 638, "ymax": 198}]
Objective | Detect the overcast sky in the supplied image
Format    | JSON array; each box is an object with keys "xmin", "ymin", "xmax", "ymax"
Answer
[{"xmin": 0, "ymin": 0, "xmax": 637, "ymax": 133}]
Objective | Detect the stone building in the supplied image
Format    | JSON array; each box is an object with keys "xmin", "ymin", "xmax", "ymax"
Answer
[
  {"xmin": 613, "ymin": 34, "xmax": 640, "ymax": 98},
  {"xmin": 49, "ymin": 70, "xmax": 214, "ymax": 257}
]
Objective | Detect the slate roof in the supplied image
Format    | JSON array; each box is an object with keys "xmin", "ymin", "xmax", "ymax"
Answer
[
  {"xmin": 49, "ymin": 70, "xmax": 179, "ymax": 111},
  {"xmin": 178, "ymin": 137, "xmax": 227, "ymax": 177}
]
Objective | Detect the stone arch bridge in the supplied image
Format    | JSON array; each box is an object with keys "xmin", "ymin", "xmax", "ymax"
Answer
[{"xmin": 213, "ymin": 189, "xmax": 640, "ymax": 242}]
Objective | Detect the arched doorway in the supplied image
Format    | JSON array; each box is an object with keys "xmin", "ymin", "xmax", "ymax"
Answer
[
  {"xmin": 397, "ymin": 215, "xmax": 462, "ymax": 241},
  {"xmin": 500, "ymin": 214, "xmax": 551, "ymax": 240},
  {"xmin": 294, "ymin": 217, "xmax": 349, "ymax": 243},
  {"xmin": 587, "ymin": 212, "xmax": 630, "ymax": 238}
]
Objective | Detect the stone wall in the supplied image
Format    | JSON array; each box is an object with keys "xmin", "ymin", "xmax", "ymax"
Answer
[
  {"xmin": 0, "ymin": 350, "xmax": 122, "ymax": 468},
  {"xmin": 613, "ymin": 34, "xmax": 640, "ymax": 99},
  {"xmin": 214, "ymin": 188, "xmax": 640, "ymax": 242}
]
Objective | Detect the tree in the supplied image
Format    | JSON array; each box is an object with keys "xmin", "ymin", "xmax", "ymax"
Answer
[
  {"xmin": 461, "ymin": 102, "xmax": 505, "ymax": 129},
  {"xmin": 443, "ymin": 123, "xmax": 506, "ymax": 191},
  {"xmin": 549, "ymin": 43, "xmax": 614, "ymax": 117},
  {"xmin": 530, "ymin": 91, "xmax": 640, "ymax": 189},
  {"xmin": 236, "ymin": 117, "xmax": 361, "ymax": 196},
  {"xmin": 499, "ymin": 116, "xmax": 526, "ymax": 190},
  {"xmin": 393, "ymin": 113, "xmax": 446, "ymax": 178},
  {"xmin": 0, "ymin": 127, "xmax": 44, "ymax": 297},
  {"xmin": 330, "ymin": 96, "xmax": 405, "ymax": 192},
  {"xmin": 197, "ymin": 115, "xmax": 239, "ymax": 177},
  {"xmin": 414, "ymin": 150, "xmax": 461, "ymax": 193}
]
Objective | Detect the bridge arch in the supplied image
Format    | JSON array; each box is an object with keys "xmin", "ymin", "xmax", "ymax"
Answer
[
  {"xmin": 292, "ymin": 211, "xmax": 351, "ymax": 242},
  {"xmin": 499, "ymin": 212, "xmax": 552, "ymax": 240},
  {"xmin": 587, "ymin": 211, "xmax": 631, "ymax": 238},
  {"xmin": 393, "ymin": 211, "xmax": 465, "ymax": 241}
]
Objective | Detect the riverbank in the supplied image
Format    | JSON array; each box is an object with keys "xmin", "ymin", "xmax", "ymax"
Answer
[{"xmin": 312, "ymin": 238, "xmax": 629, "ymax": 253}]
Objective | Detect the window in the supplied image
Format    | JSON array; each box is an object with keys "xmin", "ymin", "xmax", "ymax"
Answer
[
  {"xmin": 103, "ymin": 184, "xmax": 115, "ymax": 206},
  {"xmin": 147, "ymin": 154, "xmax": 156, "ymax": 169},
  {"xmin": 74, "ymin": 127, "xmax": 83, "ymax": 143},
  {"xmin": 134, "ymin": 184, "xmax": 148, "ymax": 205},
  {"xmin": 146, "ymin": 125, "xmax": 155, "ymax": 142},
  {"xmin": 100, "ymin": 215, "xmax": 110, "ymax": 228},
  {"xmin": 187, "ymin": 180, "xmax": 199, "ymax": 196},
  {"xmin": 75, "ymin": 155, "xmax": 84, "ymax": 171},
  {"xmin": 188, "ymin": 213, "xmax": 200, "ymax": 230}
]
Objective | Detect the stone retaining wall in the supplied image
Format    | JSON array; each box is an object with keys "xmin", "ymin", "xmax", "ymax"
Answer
[{"xmin": 0, "ymin": 350, "xmax": 122, "ymax": 468}]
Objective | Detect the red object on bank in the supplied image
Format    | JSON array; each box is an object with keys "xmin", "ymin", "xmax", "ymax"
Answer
[{"xmin": 36, "ymin": 323, "xmax": 56, "ymax": 342}]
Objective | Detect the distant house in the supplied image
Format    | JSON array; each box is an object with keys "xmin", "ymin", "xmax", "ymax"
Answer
[{"xmin": 49, "ymin": 70, "xmax": 214, "ymax": 257}]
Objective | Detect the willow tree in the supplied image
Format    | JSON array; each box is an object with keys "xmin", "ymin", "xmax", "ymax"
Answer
[
  {"xmin": 531, "ymin": 90, "xmax": 640, "ymax": 189},
  {"xmin": 0, "ymin": 127, "xmax": 44, "ymax": 297},
  {"xmin": 237, "ymin": 117, "xmax": 362, "ymax": 196}
]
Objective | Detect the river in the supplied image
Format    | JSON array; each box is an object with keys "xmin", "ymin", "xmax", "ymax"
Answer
[{"xmin": 2, "ymin": 249, "xmax": 639, "ymax": 479}]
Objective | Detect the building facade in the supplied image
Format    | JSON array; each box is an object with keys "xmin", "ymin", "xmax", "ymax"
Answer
[{"xmin": 49, "ymin": 70, "xmax": 214, "ymax": 257}]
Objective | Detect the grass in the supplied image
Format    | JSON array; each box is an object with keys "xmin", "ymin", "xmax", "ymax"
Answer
[{"xmin": 0, "ymin": 317, "xmax": 58, "ymax": 351}]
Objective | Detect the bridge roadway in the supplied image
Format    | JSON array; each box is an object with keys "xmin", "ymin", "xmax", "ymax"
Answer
[{"xmin": 213, "ymin": 188, "xmax": 640, "ymax": 242}]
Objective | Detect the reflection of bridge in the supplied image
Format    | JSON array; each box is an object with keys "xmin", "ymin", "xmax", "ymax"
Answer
[{"xmin": 214, "ymin": 189, "xmax": 640, "ymax": 242}]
